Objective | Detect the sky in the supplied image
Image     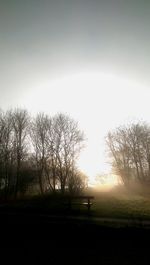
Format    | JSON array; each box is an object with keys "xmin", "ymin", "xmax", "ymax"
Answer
[{"xmin": 1, "ymin": 0, "xmax": 150, "ymax": 180}]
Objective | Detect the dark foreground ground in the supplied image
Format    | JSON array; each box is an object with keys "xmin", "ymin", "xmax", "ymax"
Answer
[{"xmin": 0, "ymin": 211, "xmax": 150, "ymax": 265}]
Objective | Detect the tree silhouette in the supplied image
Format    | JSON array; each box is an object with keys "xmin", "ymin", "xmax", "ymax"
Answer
[
  {"xmin": 0, "ymin": 108, "xmax": 85, "ymax": 199},
  {"xmin": 106, "ymin": 122, "xmax": 150, "ymax": 187}
]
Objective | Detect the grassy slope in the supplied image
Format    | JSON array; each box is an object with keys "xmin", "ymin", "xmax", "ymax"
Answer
[
  {"xmin": 88, "ymin": 187, "xmax": 150, "ymax": 220},
  {"xmin": 1, "ymin": 186, "xmax": 150, "ymax": 221}
]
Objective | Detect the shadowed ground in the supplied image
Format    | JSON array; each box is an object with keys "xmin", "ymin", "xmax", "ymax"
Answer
[
  {"xmin": 0, "ymin": 211, "xmax": 150, "ymax": 265},
  {"xmin": 1, "ymin": 190, "xmax": 150, "ymax": 264}
]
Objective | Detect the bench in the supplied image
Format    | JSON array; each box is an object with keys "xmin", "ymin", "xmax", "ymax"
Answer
[{"xmin": 65, "ymin": 195, "xmax": 94, "ymax": 212}]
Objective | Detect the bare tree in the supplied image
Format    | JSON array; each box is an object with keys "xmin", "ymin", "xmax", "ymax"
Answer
[
  {"xmin": 68, "ymin": 169, "xmax": 88, "ymax": 195},
  {"xmin": 106, "ymin": 122, "xmax": 150, "ymax": 187},
  {"xmin": 106, "ymin": 129, "xmax": 131, "ymax": 186},
  {"xmin": 45, "ymin": 117, "xmax": 59, "ymax": 192},
  {"xmin": 140, "ymin": 124, "xmax": 150, "ymax": 178},
  {"xmin": 0, "ymin": 110, "xmax": 16, "ymax": 198},
  {"xmin": 30, "ymin": 113, "xmax": 85, "ymax": 194},
  {"xmin": 53, "ymin": 113, "xmax": 84, "ymax": 193},
  {"xmin": 12, "ymin": 108, "xmax": 29, "ymax": 198},
  {"xmin": 30, "ymin": 113, "xmax": 51, "ymax": 194},
  {"xmin": 0, "ymin": 108, "xmax": 86, "ymax": 198}
]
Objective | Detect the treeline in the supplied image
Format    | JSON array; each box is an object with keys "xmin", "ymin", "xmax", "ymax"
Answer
[
  {"xmin": 106, "ymin": 122, "xmax": 150, "ymax": 187},
  {"xmin": 0, "ymin": 108, "xmax": 86, "ymax": 199}
]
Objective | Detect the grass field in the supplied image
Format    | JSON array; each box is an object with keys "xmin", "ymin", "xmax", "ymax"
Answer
[
  {"xmin": 88, "ymin": 187, "xmax": 150, "ymax": 220},
  {"xmin": 2, "ymin": 186, "xmax": 150, "ymax": 222}
]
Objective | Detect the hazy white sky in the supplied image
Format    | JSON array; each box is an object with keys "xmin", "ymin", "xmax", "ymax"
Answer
[
  {"xmin": 2, "ymin": 71, "xmax": 150, "ymax": 178},
  {"xmin": 1, "ymin": 0, "xmax": 150, "ymax": 178}
]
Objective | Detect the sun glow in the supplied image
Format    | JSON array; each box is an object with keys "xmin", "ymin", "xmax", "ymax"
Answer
[
  {"xmin": 88, "ymin": 174, "xmax": 119, "ymax": 189},
  {"xmin": 22, "ymin": 71, "xmax": 147, "ymax": 179}
]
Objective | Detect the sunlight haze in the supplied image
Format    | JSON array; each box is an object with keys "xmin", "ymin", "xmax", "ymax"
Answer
[
  {"xmin": 1, "ymin": 0, "xmax": 150, "ymax": 183},
  {"xmin": 1, "ymin": 71, "xmax": 150, "ymax": 180}
]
